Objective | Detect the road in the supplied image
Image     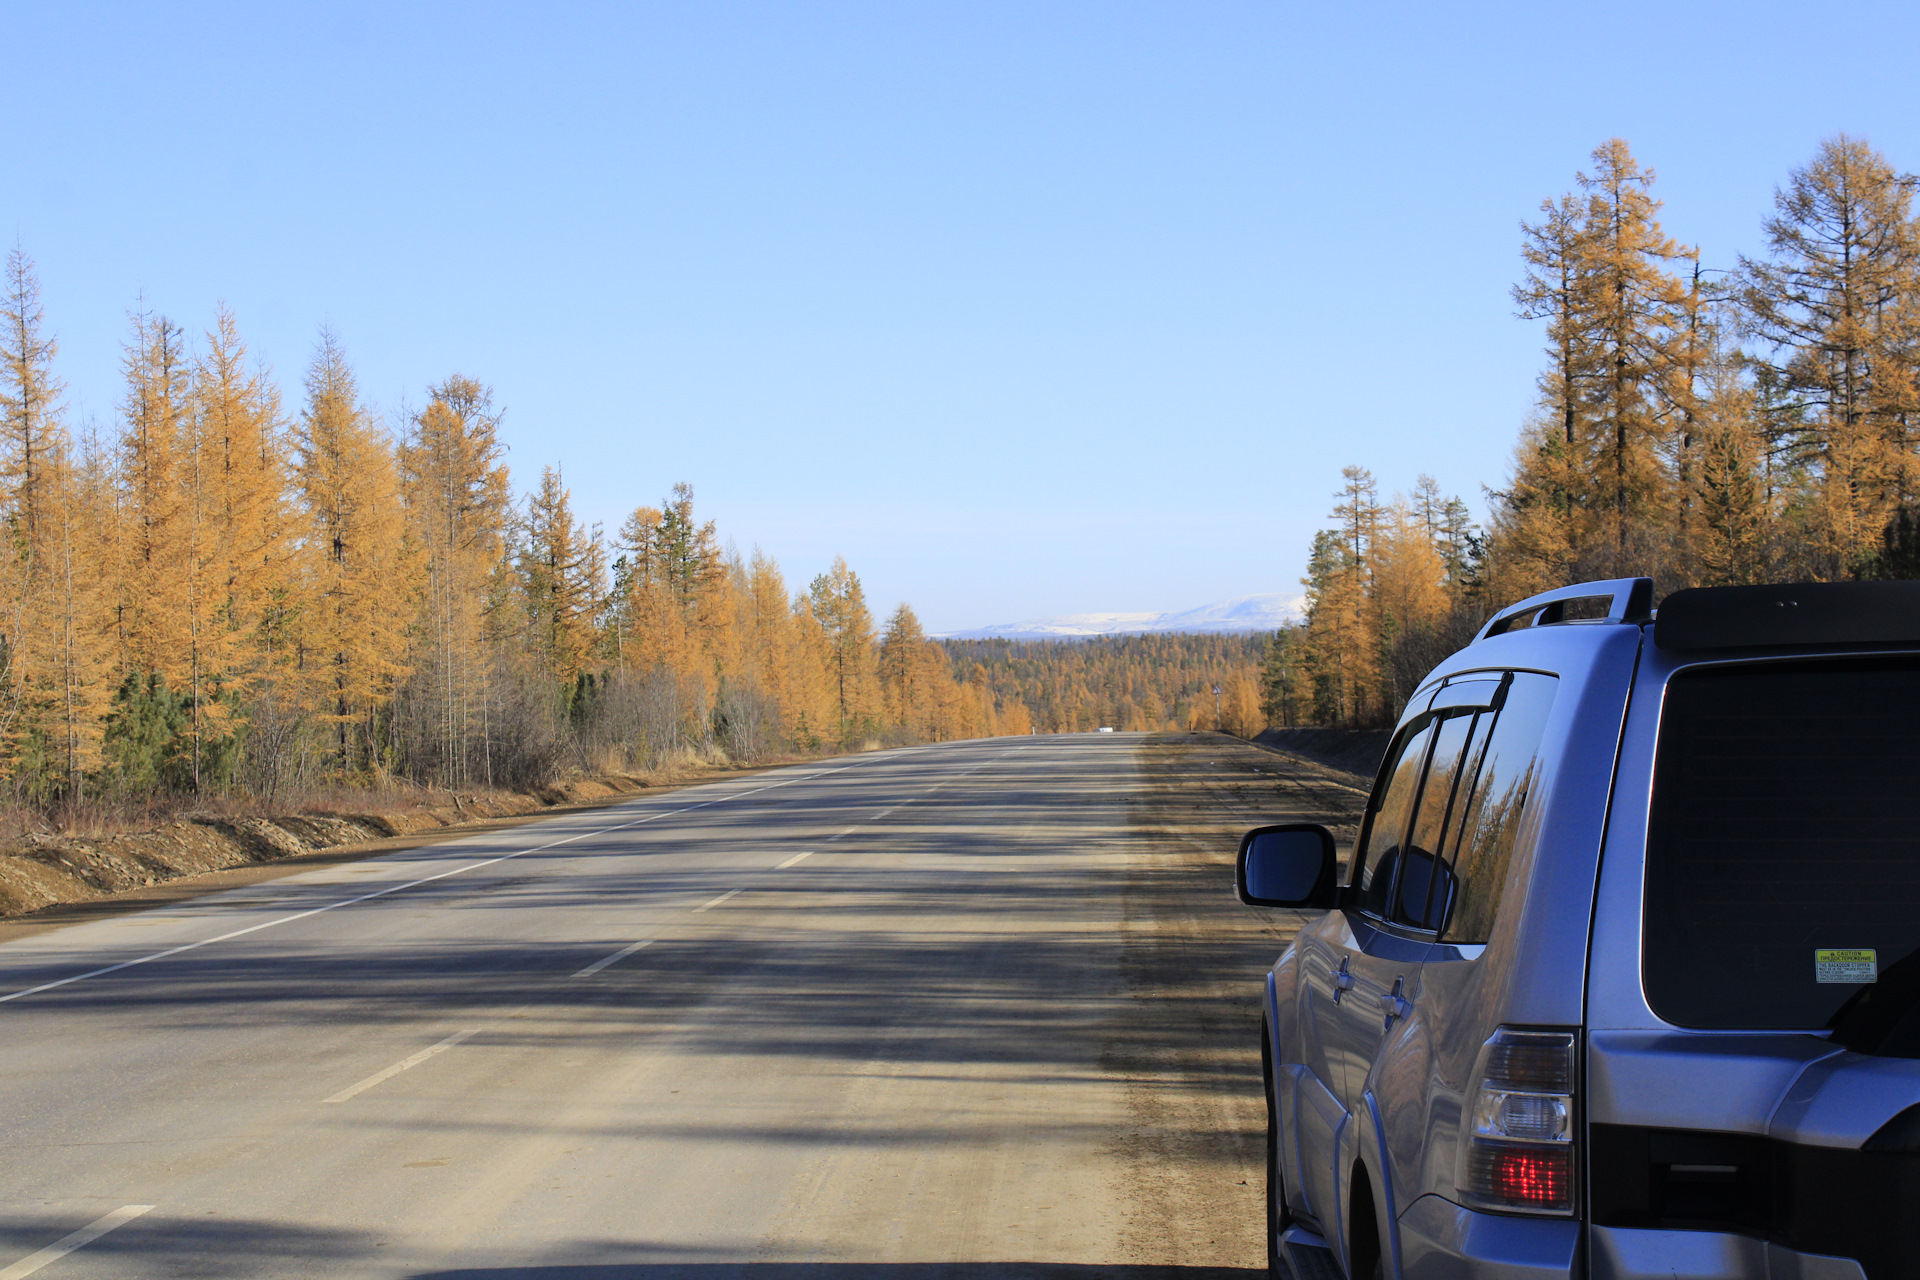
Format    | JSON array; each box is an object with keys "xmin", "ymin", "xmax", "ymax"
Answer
[{"xmin": 0, "ymin": 734, "xmax": 1365, "ymax": 1280}]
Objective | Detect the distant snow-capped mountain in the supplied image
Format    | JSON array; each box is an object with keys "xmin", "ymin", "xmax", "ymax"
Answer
[{"xmin": 940, "ymin": 593, "xmax": 1303, "ymax": 640}]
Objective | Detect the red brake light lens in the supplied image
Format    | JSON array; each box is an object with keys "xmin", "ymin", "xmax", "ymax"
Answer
[{"xmin": 1466, "ymin": 1141, "xmax": 1573, "ymax": 1211}]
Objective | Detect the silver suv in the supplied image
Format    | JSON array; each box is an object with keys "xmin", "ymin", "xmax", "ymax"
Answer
[{"xmin": 1239, "ymin": 577, "xmax": 1920, "ymax": 1280}]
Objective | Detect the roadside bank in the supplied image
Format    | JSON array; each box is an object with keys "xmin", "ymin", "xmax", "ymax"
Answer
[{"xmin": 0, "ymin": 761, "xmax": 796, "ymax": 924}]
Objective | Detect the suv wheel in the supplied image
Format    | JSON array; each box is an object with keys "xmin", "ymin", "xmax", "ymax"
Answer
[
  {"xmin": 1262, "ymin": 1022, "xmax": 1292, "ymax": 1275},
  {"xmin": 1348, "ymin": 1166, "xmax": 1383, "ymax": 1280}
]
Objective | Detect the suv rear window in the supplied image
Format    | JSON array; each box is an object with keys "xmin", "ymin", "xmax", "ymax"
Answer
[{"xmin": 1644, "ymin": 658, "xmax": 1920, "ymax": 1029}]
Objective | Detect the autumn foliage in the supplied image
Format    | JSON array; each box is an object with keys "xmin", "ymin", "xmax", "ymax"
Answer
[
  {"xmin": 0, "ymin": 257, "xmax": 1057, "ymax": 807},
  {"xmin": 1275, "ymin": 133, "xmax": 1920, "ymax": 728},
  {"xmin": 943, "ymin": 634, "xmax": 1266, "ymax": 737}
]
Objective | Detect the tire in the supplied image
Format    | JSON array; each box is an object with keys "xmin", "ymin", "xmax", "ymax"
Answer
[
  {"xmin": 1263, "ymin": 1022, "xmax": 1292, "ymax": 1276},
  {"xmin": 1348, "ymin": 1166, "xmax": 1383, "ymax": 1280}
]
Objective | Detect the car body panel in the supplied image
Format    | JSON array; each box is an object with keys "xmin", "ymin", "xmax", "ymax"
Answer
[
  {"xmin": 1398, "ymin": 1194, "xmax": 1579, "ymax": 1280},
  {"xmin": 1588, "ymin": 1226, "xmax": 1865, "ymax": 1280},
  {"xmin": 1584, "ymin": 1031, "xmax": 1839, "ymax": 1132},
  {"xmin": 1770, "ymin": 1050, "xmax": 1920, "ymax": 1148}
]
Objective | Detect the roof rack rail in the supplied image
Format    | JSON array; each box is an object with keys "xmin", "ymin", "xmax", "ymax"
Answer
[{"xmin": 1473, "ymin": 577, "xmax": 1654, "ymax": 644}]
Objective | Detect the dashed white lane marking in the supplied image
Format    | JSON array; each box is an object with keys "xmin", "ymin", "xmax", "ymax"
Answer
[
  {"xmin": 324, "ymin": 1028, "xmax": 480, "ymax": 1104},
  {"xmin": 0, "ymin": 763, "xmax": 864, "ymax": 1007},
  {"xmin": 820, "ymin": 752, "xmax": 1006, "ymax": 842},
  {"xmin": 774, "ymin": 850, "xmax": 813, "ymax": 869},
  {"xmin": 572, "ymin": 938, "xmax": 654, "ymax": 978},
  {"xmin": 0, "ymin": 1204, "xmax": 155, "ymax": 1279},
  {"xmin": 690, "ymin": 889, "xmax": 742, "ymax": 913}
]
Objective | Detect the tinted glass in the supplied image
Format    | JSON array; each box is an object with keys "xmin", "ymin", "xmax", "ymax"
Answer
[
  {"xmin": 1243, "ymin": 829, "xmax": 1329, "ymax": 902},
  {"xmin": 1644, "ymin": 659, "xmax": 1920, "ymax": 1029},
  {"xmin": 1356, "ymin": 723, "xmax": 1432, "ymax": 919},
  {"xmin": 1443, "ymin": 673, "xmax": 1558, "ymax": 944},
  {"xmin": 1395, "ymin": 712, "xmax": 1478, "ymax": 930}
]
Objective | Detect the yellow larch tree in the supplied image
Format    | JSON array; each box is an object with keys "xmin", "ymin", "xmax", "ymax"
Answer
[
  {"xmin": 1573, "ymin": 139, "xmax": 1698, "ymax": 569},
  {"xmin": 705, "ymin": 558, "xmax": 752, "ymax": 698},
  {"xmin": 995, "ymin": 688, "xmax": 1033, "ymax": 736},
  {"xmin": 659, "ymin": 484, "xmax": 730, "ymax": 686},
  {"xmin": 291, "ymin": 330, "xmax": 420, "ymax": 772},
  {"xmin": 1368, "ymin": 500, "xmax": 1451, "ymax": 710},
  {"xmin": 0, "ymin": 248, "xmax": 61, "ymax": 543},
  {"xmin": 518, "ymin": 466, "xmax": 603, "ymax": 690},
  {"xmin": 1299, "ymin": 467, "xmax": 1385, "ymax": 726},
  {"xmin": 399, "ymin": 375, "xmax": 511, "ymax": 783},
  {"xmin": 1688, "ymin": 349, "xmax": 1771, "ymax": 587},
  {"xmin": 1738, "ymin": 134, "xmax": 1920, "ymax": 576},
  {"xmin": 116, "ymin": 311, "xmax": 195, "ymax": 684},
  {"xmin": 614, "ymin": 501, "xmax": 697, "ymax": 696},
  {"xmin": 0, "ymin": 249, "xmax": 78, "ymax": 791},
  {"xmin": 959, "ymin": 661, "xmax": 997, "ymax": 739},
  {"xmin": 744, "ymin": 549, "xmax": 796, "ymax": 721},
  {"xmin": 809, "ymin": 556, "xmax": 879, "ymax": 746},
  {"xmin": 785, "ymin": 590, "xmax": 840, "ymax": 750},
  {"xmin": 1485, "ymin": 416, "xmax": 1582, "ymax": 603},
  {"xmin": 42, "ymin": 442, "xmax": 117, "ymax": 795},
  {"xmin": 180, "ymin": 306, "xmax": 289, "ymax": 790},
  {"xmin": 879, "ymin": 602, "xmax": 930, "ymax": 736},
  {"xmin": 195, "ymin": 306, "xmax": 291, "ymax": 667}
]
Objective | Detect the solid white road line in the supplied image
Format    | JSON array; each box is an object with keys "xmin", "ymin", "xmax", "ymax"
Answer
[
  {"xmin": 0, "ymin": 1204, "xmax": 155, "ymax": 1280},
  {"xmin": 0, "ymin": 763, "xmax": 864, "ymax": 1007},
  {"xmin": 774, "ymin": 850, "xmax": 813, "ymax": 869},
  {"xmin": 572, "ymin": 938, "xmax": 653, "ymax": 978},
  {"xmin": 324, "ymin": 1028, "xmax": 480, "ymax": 1104},
  {"xmin": 690, "ymin": 889, "xmax": 742, "ymax": 914}
]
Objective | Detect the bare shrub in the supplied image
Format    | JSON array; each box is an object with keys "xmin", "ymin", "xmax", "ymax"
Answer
[
  {"xmin": 483, "ymin": 665, "xmax": 565, "ymax": 791},
  {"xmin": 238, "ymin": 682, "xmax": 324, "ymax": 807},
  {"xmin": 713, "ymin": 675, "xmax": 781, "ymax": 763}
]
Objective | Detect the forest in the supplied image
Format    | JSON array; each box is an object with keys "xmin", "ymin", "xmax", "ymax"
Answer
[
  {"xmin": 1267, "ymin": 133, "xmax": 1920, "ymax": 729},
  {"xmin": 944, "ymin": 633, "xmax": 1265, "ymax": 737},
  {"xmin": 0, "ymin": 258, "xmax": 1043, "ymax": 814},
  {"xmin": 0, "ymin": 253, "xmax": 1272, "ymax": 820}
]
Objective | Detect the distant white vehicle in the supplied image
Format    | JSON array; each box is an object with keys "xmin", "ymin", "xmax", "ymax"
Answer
[{"xmin": 1096, "ymin": 726, "xmax": 1115, "ymax": 733}]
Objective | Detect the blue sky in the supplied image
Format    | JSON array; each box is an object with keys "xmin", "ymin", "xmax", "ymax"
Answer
[{"xmin": 8, "ymin": 2, "xmax": 1920, "ymax": 632}]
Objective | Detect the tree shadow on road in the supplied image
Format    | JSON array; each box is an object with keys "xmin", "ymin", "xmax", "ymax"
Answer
[
  {"xmin": 0, "ymin": 1213, "xmax": 373, "ymax": 1278},
  {"xmin": 408, "ymin": 1266, "xmax": 1263, "ymax": 1279}
]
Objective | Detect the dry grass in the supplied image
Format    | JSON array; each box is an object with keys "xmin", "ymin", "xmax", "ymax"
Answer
[
  {"xmin": 0, "ymin": 781, "xmax": 525, "ymax": 843},
  {"xmin": 0, "ymin": 740, "xmax": 817, "ymax": 846}
]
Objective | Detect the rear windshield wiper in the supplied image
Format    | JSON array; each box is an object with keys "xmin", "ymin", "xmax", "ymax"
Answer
[{"xmin": 1829, "ymin": 947, "xmax": 1920, "ymax": 1058}]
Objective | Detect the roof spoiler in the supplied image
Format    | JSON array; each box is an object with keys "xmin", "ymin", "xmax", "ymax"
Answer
[
  {"xmin": 1655, "ymin": 580, "xmax": 1920, "ymax": 650},
  {"xmin": 1474, "ymin": 577, "xmax": 1654, "ymax": 644}
]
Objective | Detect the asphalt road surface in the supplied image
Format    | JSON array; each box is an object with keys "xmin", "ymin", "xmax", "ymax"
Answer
[{"xmin": 0, "ymin": 734, "xmax": 1364, "ymax": 1280}]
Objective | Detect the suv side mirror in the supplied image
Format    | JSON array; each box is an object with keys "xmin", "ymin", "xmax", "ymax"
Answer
[{"xmin": 1236, "ymin": 824, "xmax": 1339, "ymax": 909}]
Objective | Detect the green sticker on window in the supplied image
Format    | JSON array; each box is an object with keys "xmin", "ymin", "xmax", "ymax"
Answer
[{"xmin": 1816, "ymin": 949, "xmax": 1877, "ymax": 984}]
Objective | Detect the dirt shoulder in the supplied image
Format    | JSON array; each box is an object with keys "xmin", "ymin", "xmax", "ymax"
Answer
[
  {"xmin": 0, "ymin": 757, "xmax": 806, "ymax": 937},
  {"xmin": 1253, "ymin": 725, "xmax": 1392, "ymax": 781},
  {"xmin": 1107, "ymin": 731, "xmax": 1368, "ymax": 1268}
]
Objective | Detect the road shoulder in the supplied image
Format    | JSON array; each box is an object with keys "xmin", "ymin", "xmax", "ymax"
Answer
[
  {"xmin": 0, "ymin": 758, "xmax": 806, "ymax": 941},
  {"xmin": 1106, "ymin": 732, "xmax": 1367, "ymax": 1268}
]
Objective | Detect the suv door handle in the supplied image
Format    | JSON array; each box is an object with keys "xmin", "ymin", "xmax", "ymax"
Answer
[
  {"xmin": 1380, "ymin": 976, "xmax": 1412, "ymax": 1028},
  {"xmin": 1332, "ymin": 959, "xmax": 1354, "ymax": 1004}
]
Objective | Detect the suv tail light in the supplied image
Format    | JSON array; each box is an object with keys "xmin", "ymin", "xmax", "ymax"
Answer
[{"xmin": 1459, "ymin": 1027, "xmax": 1577, "ymax": 1214}]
